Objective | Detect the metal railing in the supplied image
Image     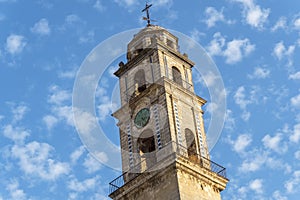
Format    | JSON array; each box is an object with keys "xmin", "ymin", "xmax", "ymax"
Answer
[{"xmin": 109, "ymin": 141, "xmax": 227, "ymax": 195}]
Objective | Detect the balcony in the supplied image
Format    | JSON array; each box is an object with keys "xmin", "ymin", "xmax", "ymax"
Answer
[{"xmin": 109, "ymin": 141, "xmax": 227, "ymax": 195}]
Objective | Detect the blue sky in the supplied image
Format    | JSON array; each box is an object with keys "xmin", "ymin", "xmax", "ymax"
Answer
[{"xmin": 1, "ymin": 0, "xmax": 300, "ymax": 199}]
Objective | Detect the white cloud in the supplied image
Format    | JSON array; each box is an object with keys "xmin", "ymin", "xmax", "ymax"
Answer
[
  {"xmin": 207, "ymin": 32, "xmax": 226, "ymax": 56},
  {"xmin": 271, "ymin": 17, "xmax": 287, "ymax": 32},
  {"xmin": 204, "ymin": 7, "xmax": 225, "ymax": 28},
  {"xmin": 156, "ymin": 0, "xmax": 173, "ymax": 7},
  {"xmin": 248, "ymin": 67, "xmax": 270, "ymax": 79},
  {"xmin": 294, "ymin": 17, "xmax": 300, "ymax": 30},
  {"xmin": 65, "ymin": 14, "xmax": 82, "ymax": 25},
  {"xmin": 295, "ymin": 150, "xmax": 300, "ymax": 160},
  {"xmin": 239, "ymin": 151, "xmax": 268, "ymax": 172},
  {"xmin": 262, "ymin": 133, "xmax": 287, "ymax": 154},
  {"xmin": 6, "ymin": 34, "xmax": 26, "ymax": 55},
  {"xmin": 232, "ymin": 134, "xmax": 252, "ymax": 153},
  {"xmin": 272, "ymin": 190, "xmax": 288, "ymax": 200},
  {"xmin": 79, "ymin": 30, "xmax": 95, "ymax": 44},
  {"xmin": 70, "ymin": 146, "xmax": 85, "ymax": 164},
  {"xmin": 223, "ymin": 38, "xmax": 255, "ymax": 64},
  {"xmin": 11, "ymin": 104, "xmax": 29, "ymax": 123},
  {"xmin": 6, "ymin": 179, "xmax": 27, "ymax": 200},
  {"xmin": 289, "ymin": 123, "xmax": 300, "ymax": 143},
  {"xmin": 207, "ymin": 33, "xmax": 255, "ymax": 64},
  {"xmin": 83, "ymin": 153, "xmax": 102, "ymax": 173},
  {"xmin": 273, "ymin": 41, "xmax": 295, "ymax": 66},
  {"xmin": 48, "ymin": 85, "xmax": 71, "ymax": 105},
  {"xmin": 289, "ymin": 71, "xmax": 300, "ymax": 80},
  {"xmin": 3, "ymin": 125, "xmax": 30, "ymax": 144},
  {"xmin": 43, "ymin": 115, "xmax": 58, "ymax": 130},
  {"xmin": 11, "ymin": 141, "xmax": 70, "ymax": 180},
  {"xmin": 241, "ymin": 110, "xmax": 251, "ymax": 121},
  {"xmin": 31, "ymin": 18, "xmax": 50, "ymax": 35},
  {"xmin": 234, "ymin": 86, "xmax": 250, "ymax": 109},
  {"xmin": 93, "ymin": 0, "xmax": 105, "ymax": 12},
  {"xmin": 58, "ymin": 68, "xmax": 78, "ymax": 79},
  {"xmin": 96, "ymin": 86, "xmax": 118, "ymax": 122},
  {"xmin": 291, "ymin": 93, "xmax": 300, "ymax": 109},
  {"xmin": 73, "ymin": 108, "xmax": 97, "ymax": 134},
  {"xmin": 114, "ymin": 0, "xmax": 137, "ymax": 8},
  {"xmin": 285, "ymin": 170, "xmax": 300, "ymax": 193},
  {"xmin": 224, "ymin": 109, "xmax": 235, "ymax": 131},
  {"xmin": 67, "ymin": 175, "xmax": 100, "ymax": 192},
  {"xmin": 233, "ymin": 0, "xmax": 270, "ymax": 29},
  {"xmin": 46, "ymin": 85, "xmax": 74, "ymax": 127},
  {"xmin": 249, "ymin": 179, "xmax": 263, "ymax": 194}
]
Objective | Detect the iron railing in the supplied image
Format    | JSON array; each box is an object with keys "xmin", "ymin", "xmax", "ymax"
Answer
[{"xmin": 109, "ymin": 141, "xmax": 227, "ymax": 195}]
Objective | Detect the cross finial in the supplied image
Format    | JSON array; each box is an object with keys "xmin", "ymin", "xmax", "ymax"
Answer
[{"xmin": 142, "ymin": 3, "xmax": 153, "ymax": 26}]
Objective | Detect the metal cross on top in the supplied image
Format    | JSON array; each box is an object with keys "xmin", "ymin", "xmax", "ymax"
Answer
[{"xmin": 142, "ymin": 3, "xmax": 153, "ymax": 26}]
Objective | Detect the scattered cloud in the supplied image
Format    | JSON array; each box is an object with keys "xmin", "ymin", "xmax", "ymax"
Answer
[
  {"xmin": 43, "ymin": 115, "xmax": 58, "ymax": 130},
  {"xmin": 234, "ymin": 86, "xmax": 251, "ymax": 109},
  {"xmin": 231, "ymin": 134, "xmax": 252, "ymax": 153},
  {"xmin": 271, "ymin": 17, "xmax": 287, "ymax": 32},
  {"xmin": 96, "ymin": 87, "xmax": 118, "ymax": 122},
  {"xmin": 156, "ymin": 0, "xmax": 173, "ymax": 7},
  {"xmin": 295, "ymin": 150, "xmax": 300, "ymax": 160},
  {"xmin": 5, "ymin": 34, "xmax": 26, "ymax": 55},
  {"xmin": 289, "ymin": 123, "xmax": 300, "ymax": 143},
  {"xmin": 207, "ymin": 32, "xmax": 226, "ymax": 56},
  {"xmin": 6, "ymin": 179, "xmax": 27, "ymax": 200},
  {"xmin": 224, "ymin": 109, "xmax": 236, "ymax": 131},
  {"xmin": 93, "ymin": 0, "xmax": 105, "ymax": 12},
  {"xmin": 70, "ymin": 145, "xmax": 85, "ymax": 164},
  {"xmin": 114, "ymin": 0, "xmax": 138, "ymax": 8},
  {"xmin": 249, "ymin": 179, "xmax": 263, "ymax": 194},
  {"xmin": 2, "ymin": 125, "xmax": 30, "ymax": 144},
  {"xmin": 289, "ymin": 71, "xmax": 300, "ymax": 80},
  {"xmin": 272, "ymin": 190, "xmax": 288, "ymax": 200},
  {"xmin": 262, "ymin": 133, "xmax": 287, "ymax": 154},
  {"xmin": 65, "ymin": 14, "xmax": 82, "ymax": 25},
  {"xmin": 248, "ymin": 67, "xmax": 270, "ymax": 79},
  {"xmin": 223, "ymin": 38, "xmax": 255, "ymax": 64},
  {"xmin": 233, "ymin": 0, "xmax": 270, "ymax": 29},
  {"xmin": 83, "ymin": 153, "xmax": 102, "ymax": 173},
  {"xmin": 273, "ymin": 41, "xmax": 295, "ymax": 66},
  {"xmin": 293, "ymin": 16, "xmax": 300, "ymax": 30},
  {"xmin": 68, "ymin": 175, "xmax": 100, "ymax": 192},
  {"xmin": 285, "ymin": 170, "xmax": 300, "ymax": 193},
  {"xmin": 239, "ymin": 150, "xmax": 268, "ymax": 172},
  {"xmin": 48, "ymin": 85, "xmax": 71, "ymax": 105},
  {"xmin": 204, "ymin": 7, "xmax": 234, "ymax": 28},
  {"xmin": 291, "ymin": 93, "xmax": 300, "ymax": 109},
  {"xmin": 11, "ymin": 141, "xmax": 70, "ymax": 180},
  {"xmin": 207, "ymin": 32, "xmax": 255, "ymax": 64},
  {"xmin": 31, "ymin": 18, "xmax": 51, "ymax": 35},
  {"xmin": 79, "ymin": 30, "xmax": 95, "ymax": 44},
  {"xmin": 11, "ymin": 104, "xmax": 29, "ymax": 123}
]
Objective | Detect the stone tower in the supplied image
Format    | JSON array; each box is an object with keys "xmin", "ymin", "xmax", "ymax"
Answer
[{"xmin": 109, "ymin": 24, "xmax": 228, "ymax": 200}]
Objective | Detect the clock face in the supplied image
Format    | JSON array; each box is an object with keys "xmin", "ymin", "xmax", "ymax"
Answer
[{"xmin": 134, "ymin": 108, "xmax": 150, "ymax": 128}]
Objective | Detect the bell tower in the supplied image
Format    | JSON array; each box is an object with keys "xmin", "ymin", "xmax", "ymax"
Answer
[{"xmin": 109, "ymin": 6, "xmax": 228, "ymax": 199}]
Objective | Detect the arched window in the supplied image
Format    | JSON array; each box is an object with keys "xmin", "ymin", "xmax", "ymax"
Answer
[
  {"xmin": 172, "ymin": 66, "xmax": 183, "ymax": 86},
  {"xmin": 138, "ymin": 129, "xmax": 156, "ymax": 154},
  {"xmin": 137, "ymin": 129, "xmax": 156, "ymax": 171},
  {"xmin": 134, "ymin": 69, "xmax": 146, "ymax": 92},
  {"xmin": 185, "ymin": 128, "xmax": 197, "ymax": 159}
]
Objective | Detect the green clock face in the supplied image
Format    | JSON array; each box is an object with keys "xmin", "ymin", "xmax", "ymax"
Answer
[{"xmin": 134, "ymin": 108, "xmax": 150, "ymax": 128}]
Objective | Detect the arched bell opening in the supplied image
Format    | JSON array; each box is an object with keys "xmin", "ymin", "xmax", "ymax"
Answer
[
  {"xmin": 134, "ymin": 69, "xmax": 147, "ymax": 93},
  {"xmin": 137, "ymin": 129, "xmax": 157, "ymax": 172},
  {"xmin": 185, "ymin": 128, "xmax": 198, "ymax": 163},
  {"xmin": 172, "ymin": 66, "xmax": 183, "ymax": 86}
]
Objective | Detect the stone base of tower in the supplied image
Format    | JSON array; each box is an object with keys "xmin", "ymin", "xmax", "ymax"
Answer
[{"xmin": 109, "ymin": 148, "xmax": 228, "ymax": 200}]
